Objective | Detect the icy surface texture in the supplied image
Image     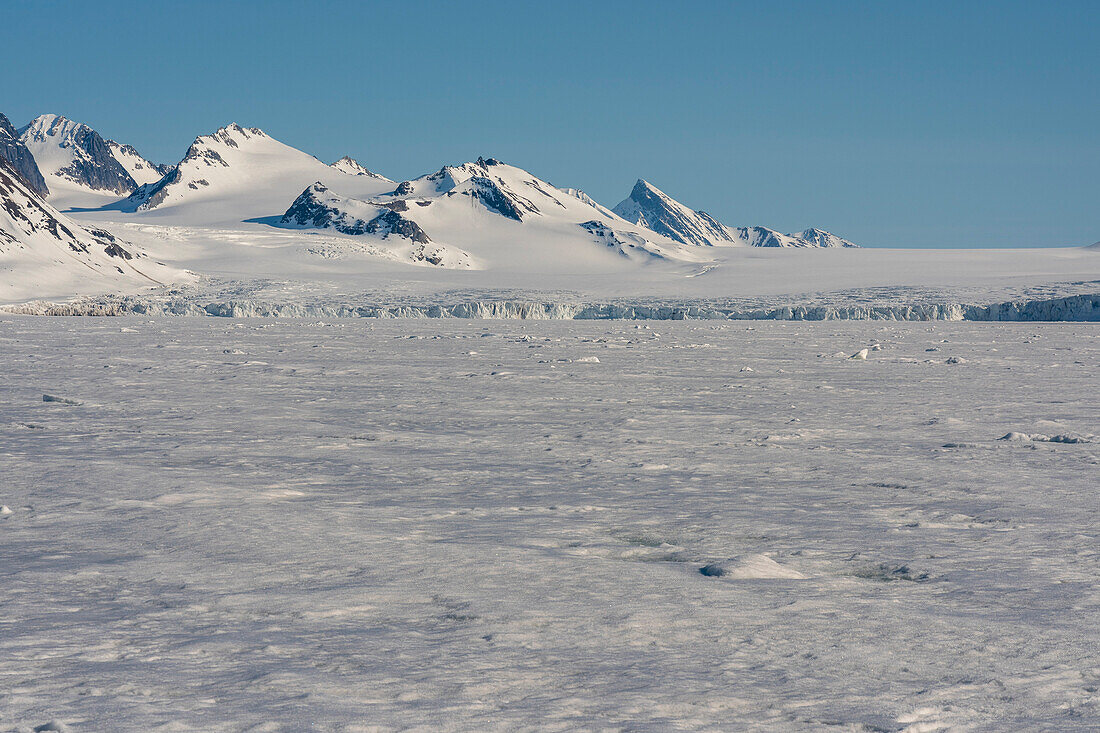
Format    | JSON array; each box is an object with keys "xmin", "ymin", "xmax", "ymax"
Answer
[{"xmin": 0, "ymin": 318, "xmax": 1097, "ymax": 730}]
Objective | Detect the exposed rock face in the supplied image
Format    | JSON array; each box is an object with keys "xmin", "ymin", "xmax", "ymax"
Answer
[
  {"xmin": 0, "ymin": 113, "xmax": 49, "ymax": 197},
  {"xmin": 19, "ymin": 114, "xmax": 138, "ymax": 194},
  {"xmin": 124, "ymin": 168, "xmax": 181, "ymax": 211},
  {"xmin": 462, "ymin": 176, "xmax": 530, "ymax": 221},
  {"xmin": 363, "ymin": 208, "xmax": 431, "ymax": 243},
  {"xmin": 613, "ymin": 179, "xmax": 733, "ymax": 246}
]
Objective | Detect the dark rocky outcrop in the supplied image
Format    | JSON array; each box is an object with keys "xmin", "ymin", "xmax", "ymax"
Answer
[
  {"xmin": 0, "ymin": 113, "xmax": 49, "ymax": 197},
  {"xmin": 280, "ymin": 183, "xmax": 431, "ymax": 243}
]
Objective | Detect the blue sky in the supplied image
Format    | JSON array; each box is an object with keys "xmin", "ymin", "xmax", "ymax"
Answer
[{"xmin": 3, "ymin": 0, "xmax": 1097, "ymax": 247}]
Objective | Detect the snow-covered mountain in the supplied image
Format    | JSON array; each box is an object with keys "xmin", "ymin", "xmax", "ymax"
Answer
[
  {"xmin": 329, "ymin": 156, "xmax": 391, "ymax": 182},
  {"xmin": 612, "ymin": 180, "xmax": 734, "ymax": 247},
  {"xmin": 281, "ymin": 182, "xmax": 472, "ymax": 268},
  {"xmin": 0, "ymin": 155, "xmax": 187, "ymax": 301},
  {"xmin": 106, "ymin": 140, "xmax": 166, "ymax": 186},
  {"xmin": 18, "ymin": 114, "xmax": 142, "ymax": 197},
  {"xmin": 0, "ymin": 113, "xmax": 49, "ymax": 197},
  {"xmin": 795, "ymin": 227, "xmax": 860, "ymax": 249},
  {"xmin": 726, "ymin": 225, "xmax": 853, "ymax": 248},
  {"xmin": 278, "ymin": 157, "xmax": 709, "ymax": 269},
  {"xmin": 613, "ymin": 178, "xmax": 859, "ymax": 248},
  {"xmin": 117, "ymin": 124, "xmax": 393, "ymax": 225}
]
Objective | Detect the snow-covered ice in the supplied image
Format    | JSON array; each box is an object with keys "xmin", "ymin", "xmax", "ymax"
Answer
[{"xmin": 1, "ymin": 317, "xmax": 1097, "ymax": 730}]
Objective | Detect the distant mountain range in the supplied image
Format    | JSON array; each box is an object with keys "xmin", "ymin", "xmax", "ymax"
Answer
[
  {"xmin": 612, "ymin": 179, "xmax": 858, "ymax": 248},
  {"xmin": 0, "ymin": 114, "xmax": 861, "ymax": 256},
  {"xmin": 0, "ymin": 112, "xmax": 904, "ymax": 299}
]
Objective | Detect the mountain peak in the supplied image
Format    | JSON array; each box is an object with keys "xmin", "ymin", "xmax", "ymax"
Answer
[
  {"xmin": 614, "ymin": 179, "xmax": 732, "ymax": 247},
  {"xmin": 795, "ymin": 227, "xmax": 860, "ymax": 248},
  {"xmin": 18, "ymin": 114, "xmax": 139, "ymax": 195},
  {"xmin": 19, "ymin": 114, "xmax": 89, "ymax": 145},
  {"xmin": 329, "ymin": 156, "xmax": 391, "ymax": 182},
  {"xmin": 615, "ymin": 180, "xmax": 861, "ymax": 248}
]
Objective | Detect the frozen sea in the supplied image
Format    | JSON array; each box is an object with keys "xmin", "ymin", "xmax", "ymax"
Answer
[{"xmin": 1, "ymin": 317, "xmax": 1097, "ymax": 731}]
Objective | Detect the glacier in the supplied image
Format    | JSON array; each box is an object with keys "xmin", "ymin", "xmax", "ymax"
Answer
[{"xmin": 6, "ymin": 291, "xmax": 1098, "ymax": 321}]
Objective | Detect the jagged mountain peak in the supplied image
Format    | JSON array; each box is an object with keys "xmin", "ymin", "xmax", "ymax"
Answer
[
  {"xmin": 613, "ymin": 178, "xmax": 734, "ymax": 247},
  {"xmin": 329, "ymin": 156, "xmax": 391, "ymax": 182},
  {"xmin": 615, "ymin": 178, "xmax": 860, "ymax": 248},
  {"xmin": 18, "ymin": 113, "xmax": 86, "ymax": 142},
  {"xmin": 203, "ymin": 123, "xmax": 268, "ymax": 147},
  {"xmin": 18, "ymin": 113, "xmax": 144, "ymax": 196},
  {"xmin": 387, "ymin": 158, "xmax": 548, "ymax": 221}
]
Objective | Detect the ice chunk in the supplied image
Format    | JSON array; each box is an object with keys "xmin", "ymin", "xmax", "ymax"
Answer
[{"xmin": 42, "ymin": 394, "xmax": 83, "ymax": 406}]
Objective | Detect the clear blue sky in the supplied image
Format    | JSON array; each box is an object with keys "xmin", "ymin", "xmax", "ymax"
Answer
[{"xmin": 3, "ymin": 0, "xmax": 1097, "ymax": 247}]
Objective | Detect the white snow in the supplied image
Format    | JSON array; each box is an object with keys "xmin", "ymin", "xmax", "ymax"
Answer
[
  {"xmin": 0, "ymin": 120, "xmax": 1096, "ymax": 313},
  {"xmin": 112, "ymin": 124, "xmax": 394, "ymax": 225},
  {"xmin": 0, "ymin": 157, "xmax": 191, "ymax": 302},
  {"xmin": 0, "ymin": 318, "xmax": 1097, "ymax": 729},
  {"xmin": 106, "ymin": 140, "xmax": 162, "ymax": 185},
  {"xmin": 328, "ymin": 155, "xmax": 392, "ymax": 182}
]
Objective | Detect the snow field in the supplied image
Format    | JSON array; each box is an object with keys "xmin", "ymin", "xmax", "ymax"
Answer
[{"xmin": 0, "ymin": 319, "xmax": 1097, "ymax": 731}]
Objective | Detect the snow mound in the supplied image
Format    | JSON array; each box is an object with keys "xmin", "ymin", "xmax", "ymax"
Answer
[
  {"xmin": 998, "ymin": 432, "xmax": 1091, "ymax": 444},
  {"xmin": 699, "ymin": 554, "xmax": 807, "ymax": 579}
]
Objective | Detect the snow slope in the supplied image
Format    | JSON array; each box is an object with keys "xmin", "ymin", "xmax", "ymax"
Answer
[
  {"xmin": 278, "ymin": 157, "xmax": 711, "ymax": 271},
  {"xmin": 0, "ymin": 156, "xmax": 189, "ymax": 302},
  {"xmin": 614, "ymin": 178, "xmax": 859, "ymax": 248},
  {"xmin": 1, "ymin": 318, "xmax": 1096, "ymax": 730},
  {"xmin": 115, "ymin": 124, "xmax": 394, "ymax": 225},
  {"xmin": 106, "ymin": 139, "xmax": 165, "ymax": 186}
]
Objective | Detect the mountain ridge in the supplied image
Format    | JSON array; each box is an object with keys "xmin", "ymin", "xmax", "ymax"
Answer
[{"xmin": 613, "ymin": 178, "xmax": 859, "ymax": 248}]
